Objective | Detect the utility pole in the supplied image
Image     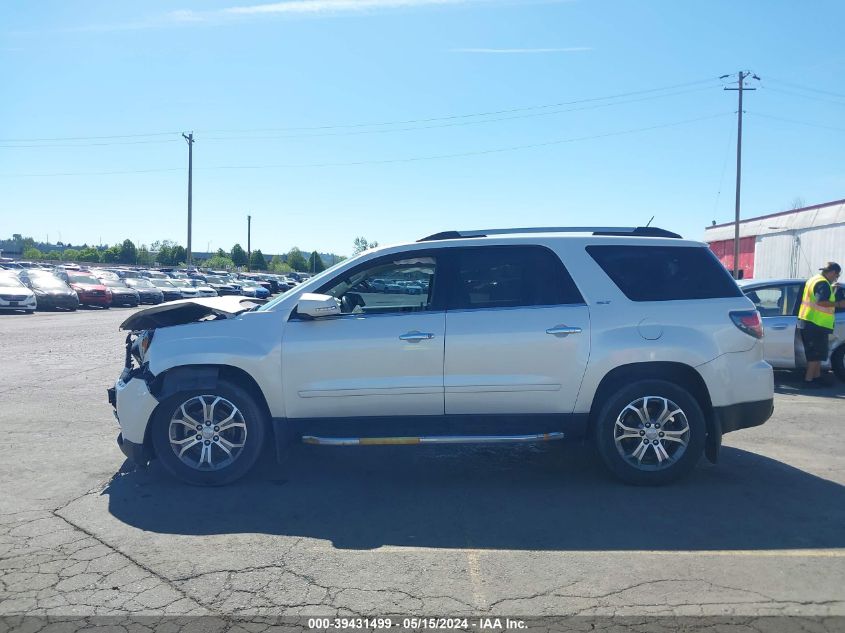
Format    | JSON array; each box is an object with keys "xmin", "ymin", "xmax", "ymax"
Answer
[
  {"xmin": 247, "ymin": 215, "xmax": 252, "ymax": 272},
  {"xmin": 182, "ymin": 132, "xmax": 194, "ymax": 266},
  {"xmin": 723, "ymin": 71, "xmax": 759, "ymax": 279}
]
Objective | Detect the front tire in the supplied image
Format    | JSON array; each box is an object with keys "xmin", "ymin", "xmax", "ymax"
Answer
[
  {"xmin": 594, "ymin": 379, "xmax": 706, "ymax": 485},
  {"xmin": 151, "ymin": 380, "xmax": 267, "ymax": 485},
  {"xmin": 832, "ymin": 346, "xmax": 845, "ymax": 383}
]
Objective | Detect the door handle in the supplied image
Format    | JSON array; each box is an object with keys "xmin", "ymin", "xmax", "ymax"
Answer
[
  {"xmin": 399, "ymin": 331, "xmax": 435, "ymax": 342},
  {"xmin": 771, "ymin": 324, "xmax": 789, "ymax": 330},
  {"xmin": 546, "ymin": 325, "xmax": 582, "ymax": 336}
]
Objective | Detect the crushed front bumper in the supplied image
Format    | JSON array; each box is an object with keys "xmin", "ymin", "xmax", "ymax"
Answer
[
  {"xmin": 109, "ymin": 373, "xmax": 160, "ymax": 464},
  {"xmin": 117, "ymin": 432, "xmax": 152, "ymax": 464}
]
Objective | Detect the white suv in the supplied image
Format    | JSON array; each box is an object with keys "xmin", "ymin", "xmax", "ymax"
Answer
[{"xmin": 108, "ymin": 227, "xmax": 774, "ymax": 486}]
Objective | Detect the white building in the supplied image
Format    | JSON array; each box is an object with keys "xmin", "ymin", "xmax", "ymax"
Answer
[{"xmin": 704, "ymin": 198, "xmax": 845, "ymax": 280}]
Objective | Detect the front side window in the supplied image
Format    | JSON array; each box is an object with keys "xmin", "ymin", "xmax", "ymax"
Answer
[
  {"xmin": 319, "ymin": 255, "xmax": 437, "ymax": 314},
  {"xmin": 744, "ymin": 285, "xmax": 788, "ymax": 317},
  {"xmin": 448, "ymin": 246, "xmax": 583, "ymax": 310}
]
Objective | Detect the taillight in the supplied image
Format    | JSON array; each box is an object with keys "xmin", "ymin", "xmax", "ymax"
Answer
[{"xmin": 730, "ymin": 310, "xmax": 764, "ymax": 339}]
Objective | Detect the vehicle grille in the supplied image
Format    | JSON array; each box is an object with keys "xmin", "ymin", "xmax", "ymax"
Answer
[
  {"xmin": 0, "ymin": 294, "xmax": 27, "ymax": 301},
  {"xmin": 90, "ymin": 290, "xmax": 105, "ymax": 296}
]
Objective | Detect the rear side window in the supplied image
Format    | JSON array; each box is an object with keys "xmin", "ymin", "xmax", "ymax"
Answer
[
  {"xmin": 586, "ymin": 245, "xmax": 742, "ymax": 301},
  {"xmin": 449, "ymin": 246, "xmax": 583, "ymax": 309}
]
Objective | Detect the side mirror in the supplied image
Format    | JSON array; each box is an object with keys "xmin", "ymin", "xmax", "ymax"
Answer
[{"xmin": 297, "ymin": 293, "xmax": 341, "ymax": 318}]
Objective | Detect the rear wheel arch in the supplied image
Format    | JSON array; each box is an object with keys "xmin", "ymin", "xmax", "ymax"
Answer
[{"xmin": 588, "ymin": 362, "xmax": 714, "ymax": 438}]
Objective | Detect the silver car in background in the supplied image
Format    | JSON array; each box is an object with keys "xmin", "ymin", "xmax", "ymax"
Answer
[{"xmin": 739, "ymin": 278, "xmax": 845, "ymax": 380}]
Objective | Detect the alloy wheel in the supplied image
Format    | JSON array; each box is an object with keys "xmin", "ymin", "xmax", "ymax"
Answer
[
  {"xmin": 168, "ymin": 395, "xmax": 248, "ymax": 471},
  {"xmin": 613, "ymin": 396, "xmax": 690, "ymax": 471}
]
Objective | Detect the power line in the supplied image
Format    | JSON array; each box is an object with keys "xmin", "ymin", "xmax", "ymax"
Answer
[
  {"xmin": 0, "ymin": 131, "xmax": 180, "ymax": 143},
  {"xmin": 764, "ymin": 77, "xmax": 845, "ymax": 100},
  {"xmin": 746, "ymin": 111, "xmax": 845, "ymax": 133},
  {"xmin": 0, "ymin": 112, "xmax": 731, "ymax": 177},
  {"xmin": 0, "ymin": 138, "xmax": 182, "ymax": 149},
  {"xmin": 0, "ymin": 76, "xmax": 722, "ymax": 145},
  {"xmin": 0, "ymin": 167, "xmax": 184, "ymax": 177},
  {"xmin": 198, "ymin": 77, "xmax": 723, "ymax": 134},
  {"xmin": 202, "ymin": 86, "xmax": 716, "ymax": 141},
  {"xmin": 760, "ymin": 85, "xmax": 845, "ymax": 107}
]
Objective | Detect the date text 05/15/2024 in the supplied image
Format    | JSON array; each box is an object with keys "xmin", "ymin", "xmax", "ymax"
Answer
[{"xmin": 307, "ymin": 618, "xmax": 528, "ymax": 631}]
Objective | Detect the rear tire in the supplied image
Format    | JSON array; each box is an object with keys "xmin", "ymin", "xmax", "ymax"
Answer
[
  {"xmin": 832, "ymin": 346, "xmax": 845, "ymax": 383},
  {"xmin": 151, "ymin": 379, "xmax": 266, "ymax": 485},
  {"xmin": 594, "ymin": 379, "xmax": 706, "ymax": 485}
]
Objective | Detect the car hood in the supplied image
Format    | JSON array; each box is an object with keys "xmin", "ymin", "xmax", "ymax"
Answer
[
  {"xmin": 71, "ymin": 283, "xmax": 106, "ymax": 291},
  {"xmin": 119, "ymin": 295, "xmax": 263, "ymax": 330}
]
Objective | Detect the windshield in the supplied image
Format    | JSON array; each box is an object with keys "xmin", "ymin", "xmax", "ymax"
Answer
[
  {"xmin": 205, "ymin": 276, "xmax": 228, "ymax": 284},
  {"xmin": 150, "ymin": 279, "xmax": 174, "ymax": 287},
  {"xmin": 0, "ymin": 275, "xmax": 26, "ymax": 288},
  {"xmin": 28, "ymin": 274, "xmax": 70, "ymax": 289},
  {"xmin": 100, "ymin": 279, "xmax": 127, "ymax": 288},
  {"xmin": 126, "ymin": 278, "xmax": 153, "ymax": 288},
  {"xmin": 68, "ymin": 275, "xmax": 100, "ymax": 285},
  {"xmin": 256, "ymin": 254, "xmax": 358, "ymax": 312},
  {"xmin": 169, "ymin": 279, "xmax": 190, "ymax": 288}
]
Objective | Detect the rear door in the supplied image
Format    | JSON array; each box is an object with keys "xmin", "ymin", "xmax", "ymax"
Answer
[{"xmin": 443, "ymin": 246, "xmax": 590, "ymax": 415}]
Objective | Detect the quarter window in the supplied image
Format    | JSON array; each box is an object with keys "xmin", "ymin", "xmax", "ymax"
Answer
[
  {"xmin": 448, "ymin": 246, "xmax": 583, "ymax": 310},
  {"xmin": 587, "ymin": 245, "xmax": 743, "ymax": 302}
]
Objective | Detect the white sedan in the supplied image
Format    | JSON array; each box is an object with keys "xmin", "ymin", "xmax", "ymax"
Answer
[
  {"xmin": 739, "ymin": 278, "xmax": 845, "ymax": 380},
  {"xmin": 0, "ymin": 272, "xmax": 37, "ymax": 313}
]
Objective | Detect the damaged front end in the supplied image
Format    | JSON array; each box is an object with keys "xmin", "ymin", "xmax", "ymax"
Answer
[{"xmin": 108, "ymin": 296, "xmax": 262, "ymax": 465}]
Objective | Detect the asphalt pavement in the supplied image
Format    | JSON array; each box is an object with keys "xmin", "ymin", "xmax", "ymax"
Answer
[{"xmin": 1, "ymin": 307, "xmax": 844, "ymax": 621}]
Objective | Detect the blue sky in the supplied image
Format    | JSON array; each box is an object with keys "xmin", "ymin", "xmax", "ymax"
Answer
[{"xmin": 2, "ymin": 0, "xmax": 843, "ymax": 256}]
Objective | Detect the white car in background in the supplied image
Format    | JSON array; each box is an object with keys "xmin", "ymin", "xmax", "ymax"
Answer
[
  {"xmin": 166, "ymin": 278, "xmax": 202, "ymax": 299},
  {"xmin": 0, "ymin": 272, "xmax": 37, "ymax": 313},
  {"xmin": 739, "ymin": 278, "xmax": 845, "ymax": 381},
  {"xmin": 187, "ymin": 279, "xmax": 218, "ymax": 298}
]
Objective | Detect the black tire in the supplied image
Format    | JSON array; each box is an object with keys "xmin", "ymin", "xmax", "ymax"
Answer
[
  {"xmin": 594, "ymin": 379, "xmax": 706, "ymax": 485},
  {"xmin": 151, "ymin": 379, "xmax": 266, "ymax": 485},
  {"xmin": 832, "ymin": 346, "xmax": 845, "ymax": 383},
  {"xmin": 25, "ymin": 310, "xmax": 34, "ymax": 314}
]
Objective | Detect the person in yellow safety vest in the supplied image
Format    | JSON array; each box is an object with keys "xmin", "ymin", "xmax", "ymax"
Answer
[{"xmin": 798, "ymin": 261, "xmax": 845, "ymax": 388}]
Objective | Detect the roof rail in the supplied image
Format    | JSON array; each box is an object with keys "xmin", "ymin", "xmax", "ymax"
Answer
[{"xmin": 417, "ymin": 226, "xmax": 681, "ymax": 242}]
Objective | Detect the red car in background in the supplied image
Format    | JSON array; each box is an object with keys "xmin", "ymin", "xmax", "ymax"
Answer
[{"xmin": 67, "ymin": 273, "xmax": 112, "ymax": 308}]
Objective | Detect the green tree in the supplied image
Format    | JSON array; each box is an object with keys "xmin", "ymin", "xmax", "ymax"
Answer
[
  {"xmin": 216, "ymin": 248, "xmax": 227, "ymax": 258},
  {"xmin": 23, "ymin": 247, "xmax": 42, "ymax": 260},
  {"xmin": 62, "ymin": 248, "xmax": 80, "ymax": 261},
  {"xmin": 171, "ymin": 245, "xmax": 187, "ymax": 265},
  {"xmin": 101, "ymin": 246, "xmax": 121, "ymax": 263},
  {"xmin": 287, "ymin": 247, "xmax": 308, "ymax": 272},
  {"xmin": 352, "ymin": 236, "xmax": 378, "ymax": 255},
  {"xmin": 269, "ymin": 255, "xmax": 291, "ymax": 274},
  {"xmin": 205, "ymin": 255, "xmax": 234, "ymax": 270},
  {"xmin": 118, "ymin": 239, "xmax": 137, "ymax": 264},
  {"xmin": 77, "ymin": 247, "xmax": 101, "ymax": 263},
  {"xmin": 308, "ymin": 251, "xmax": 326, "ymax": 273},
  {"xmin": 136, "ymin": 246, "xmax": 153, "ymax": 266},
  {"xmin": 231, "ymin": 243, "xmax": 248, "ymax": 267},
  {"xmin": 249, "ymin": 249, "xmax": 267, "ymax": 270}
]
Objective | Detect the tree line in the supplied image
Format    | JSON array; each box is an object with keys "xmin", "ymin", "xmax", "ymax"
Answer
[{"xmin": 11, "ymin": 234, "xmax": 349, "ymax": 274}]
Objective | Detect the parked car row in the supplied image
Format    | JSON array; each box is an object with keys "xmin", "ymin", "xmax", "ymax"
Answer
[{"xmin": 0, "ymin": 262, "xmax": 302, "ymax": 314}]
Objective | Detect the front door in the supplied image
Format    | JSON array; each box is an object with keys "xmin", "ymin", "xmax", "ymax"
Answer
[
  {"xmin": 442, "ymin": 246, "xmax": 590, "ymax": 415},
  {"xmin": 746, "ymin": 283, "xmax": 801, "ymax": 368},
  {"xmin": 282, "ymin": 253, "xmax": 445, "ymax": 419}
]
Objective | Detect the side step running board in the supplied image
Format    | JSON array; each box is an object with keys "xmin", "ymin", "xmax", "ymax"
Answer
[{"xmin": 302, "ymin": 432, "xmax": 565, "ymax": 446}]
